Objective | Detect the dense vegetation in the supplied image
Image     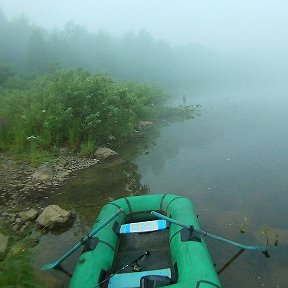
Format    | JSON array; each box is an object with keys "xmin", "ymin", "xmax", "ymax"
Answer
[{"xmin": 0, "ymin": 67, "xmax": 194, "ymax": 160}]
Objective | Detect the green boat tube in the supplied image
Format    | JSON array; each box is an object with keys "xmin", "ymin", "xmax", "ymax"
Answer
[{"xmin": 69, "ymin": 194, "xmax": 221, "ymax": 287}]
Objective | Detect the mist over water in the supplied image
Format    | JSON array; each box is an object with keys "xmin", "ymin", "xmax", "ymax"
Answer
[
  {"xmin": 1, "ymin": 0, "xmax": 288, "ymax": 287},
  {"xmin": 135, "ymin": 84, "xmax": 288, "ymax": 287}
]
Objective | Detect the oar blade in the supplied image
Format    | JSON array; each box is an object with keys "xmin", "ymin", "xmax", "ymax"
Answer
[
  {"xmin": 41, "ymin": 208, "xmax": 123, "ymax": 272},
  {"xmin": 41, "ymin": 261, "xmax": 59, "ymax": 271}
]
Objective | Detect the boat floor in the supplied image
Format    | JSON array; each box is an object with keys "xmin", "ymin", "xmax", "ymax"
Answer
[{"xmin": 112, "ymin": 229, "xmax": 172, "ymax": 274}]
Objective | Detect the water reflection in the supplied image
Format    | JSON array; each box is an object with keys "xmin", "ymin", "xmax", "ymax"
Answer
[
  {"xmin": 52, "ymin": 159, "xmax": 149, "ymax": 224},
  {"xmin": 135, "ymin": 86, "xmax": 288, "ymax": 287}
]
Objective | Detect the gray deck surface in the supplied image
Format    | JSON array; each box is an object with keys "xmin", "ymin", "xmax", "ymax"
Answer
[{"xmin": 112, "ymin": 229, "xmax": 172, "ymax": 274}]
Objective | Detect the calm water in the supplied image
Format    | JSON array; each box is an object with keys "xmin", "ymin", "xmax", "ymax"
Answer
[{"xmin": 35, "ymin": 85, "xmax": 288, "ymax": 287}]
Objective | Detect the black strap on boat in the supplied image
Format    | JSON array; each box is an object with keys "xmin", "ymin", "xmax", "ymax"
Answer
[
  {"xmin": 81, "ymin": 237, "xmax": 115, "ymax": 253},
  {"xmin": 82, "ymin": 237, "xmax": 99, "ymax": 253},
  {"xmin": 169, "ymin": 226, "xmax": 201, "ymax": 243},
  {"xmin": 124, "ymin": 197, "xmax": 132, "ymax": 214},
  {"xmin": 160, "ymin": 194, "xmax": 168, "ymax": 211},
  {"xmin": 180, "ymin": 226, "xmax": 201, "ymax": 242},
  {"xmin": 169, "ymin": 229, "xmax": 182, "ymax": 243},
  {"xmin": 112, "ymin": 221, "xmax": 121, "ymax": 234},
  {"xmin": 165, "ymin": 196, "xmax": 183, "ymax": 214},
  {"xmin": 98, "ymin": 240, "xmax": 115, "ymax": 252}
]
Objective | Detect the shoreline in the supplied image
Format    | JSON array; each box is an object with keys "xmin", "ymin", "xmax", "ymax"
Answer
[{"xmin": 0, "ymin": 152, "xmax": 100, "ymax": 215}]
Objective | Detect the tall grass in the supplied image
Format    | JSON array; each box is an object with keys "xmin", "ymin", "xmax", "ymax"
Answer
[
  {"xmin": 80, "ymin": 139, "xmax": 95, "ymax": 158},
  {"xmin": 0, "ymin": 250, "xmax": 36, "ymax": 288}
]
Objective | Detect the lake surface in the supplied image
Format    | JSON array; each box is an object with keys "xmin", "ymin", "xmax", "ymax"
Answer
[{"xmin": 36, "ymin": 85, "xmax": 288, "ymax": 287}]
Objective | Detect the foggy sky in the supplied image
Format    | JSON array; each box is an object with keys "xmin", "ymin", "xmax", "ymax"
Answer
[{"xmin": 1, "ymin": 0, "xmax": 288, "ymax": 55}]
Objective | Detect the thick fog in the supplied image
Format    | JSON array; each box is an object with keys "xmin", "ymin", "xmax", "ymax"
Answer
[
  {"xmin": 0, "ymin": 0, "xmax": 288, "ymax": 89},
  {"xmin": 1, "ymin": 0, "xmax": 288, "ymax": 52}
]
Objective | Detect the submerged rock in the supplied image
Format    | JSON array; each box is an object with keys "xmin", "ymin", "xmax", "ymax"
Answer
[
  {"xmin": 36, "ymin": 205, "xmax": 72, "ymax": 229},
  {"xmin": 94, "ymin": 147, "xmax": 119, "ymax": 162},
  {"xmin": 138, "ymin": 120, "xmax": 153, "ymax": 130}
]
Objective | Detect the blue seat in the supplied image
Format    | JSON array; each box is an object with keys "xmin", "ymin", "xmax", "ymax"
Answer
[{"xmin": 120, "ymin": 220, "xmax": 167, "ymax": 234}]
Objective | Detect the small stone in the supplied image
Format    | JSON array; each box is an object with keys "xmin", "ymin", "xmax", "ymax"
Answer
[
  {"xmin": 20, "ymin": 221, "xmax": 31, "ymax": 232},
  {"xmin": 94, "ymin": 147, "xmax": 119, "ymax": 162},
  {"xmin": 32, "ymin": 163, "xmax": 53, "ymax": 181},
  {"xmin": 138, "ymin": 121, "xmax": 153, "ymax": 130},
  {"xmin": 15, "ymin": 218, "xmax": 22, "ymax": 224},
  {"xmin": 57, "ymin": 171, "xmax": 69, "ymax": 179},
  {"xmin": 19, "ymin": 208, "xmax": 38, "ymax": 222},
  {"xmin": 240, "ymin": 227, "xmax": 246, "ymax": 233},
  {"xmin": 9, "ymin": 215, "xmax": 16, "ymax": 222},
  {"xmin": 12, "ymin": 224, "xmax": 20, "ymax": 231},
  {"xmin": 0, "ymin": 233, "xmax": 9, "ymax": 257}
]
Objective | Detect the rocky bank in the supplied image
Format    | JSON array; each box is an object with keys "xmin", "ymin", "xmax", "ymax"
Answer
[
  {"xmin": 0, "ymin": 147, "xmax": 121, "ymax": 227},
  {"xmin": 0, "ymin": 153, "xmax": 99, "ymax": 210}
]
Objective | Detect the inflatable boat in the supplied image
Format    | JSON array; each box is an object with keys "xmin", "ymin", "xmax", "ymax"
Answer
[{"xmin": 69, "ymin": 194, "xmax": 221, "ymax": 287}]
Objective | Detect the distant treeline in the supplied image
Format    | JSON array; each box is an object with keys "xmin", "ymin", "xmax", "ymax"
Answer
[{"xmin": 0, "ymin": 8, "xmax": 256, "ymax": 89}]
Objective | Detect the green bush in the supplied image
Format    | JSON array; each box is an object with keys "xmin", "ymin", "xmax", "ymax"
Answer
[
  {"xmin": 0, "ymin": 250, "xmax": 35, "ymax": 288},
  {"xmin": 0, "ymin": 68, "xmax": 195, "ymax": 157},
  {"xmin": 80, "ymin": 139, "xmax": 95, "ymax": 157}
]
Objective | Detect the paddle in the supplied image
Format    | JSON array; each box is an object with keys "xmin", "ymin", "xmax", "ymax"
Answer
[
  {"xmin": 151, "ymin": 211, "xmax": 276, "ymax": 254},
  {"xmin": 42, "ymin": 208, "xmax": 123, "ymax": 271}
]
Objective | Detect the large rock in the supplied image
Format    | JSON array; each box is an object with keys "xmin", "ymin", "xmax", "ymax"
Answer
[
  {"xmin": 19, "ymin": 208, "xmax": 38, "ymax": 222},
  {"xmin": 0, "ymin": 233, "xmax": 9, "ymax": 257},
  {"xmin": 32, "ymin": 163, "xmax": 53, "ymax": 181},
  {"xmin": 95, "ymin": 147, "xmax": 118, "ymax": 162},
  {"xmin": 138, "ymin": 121, "xmax": 153, "ymax": 130},
  {"xmin": 36, "ymin": 205, "xmax": 72, "ymax": 229}
]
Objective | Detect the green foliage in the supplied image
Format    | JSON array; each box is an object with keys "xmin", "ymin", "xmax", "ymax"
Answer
[
  {"xmin": 0, "ymin": 125, "xmax": 9, "ymax": 151},
  {"xmin": 0, "ymin": 221, "xmax": 39, "ymax": 288},
  {"xmin": 80, "ymin": 139, "xmax": 95, "ymax": 158},
  {"xmin": 156, "ymin": 105, "xmax": 198, "ymax": 121},
  {"xmin": 0, "ymin": 250, "xmax": 36, "ymax": 288},
  {"xmin": 68, "ymin": 120, "xmax": 81, "ymax": 150},
  {"xmin": 1, "ymin": 68, "xmax": 177, "ymax": 154}
]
